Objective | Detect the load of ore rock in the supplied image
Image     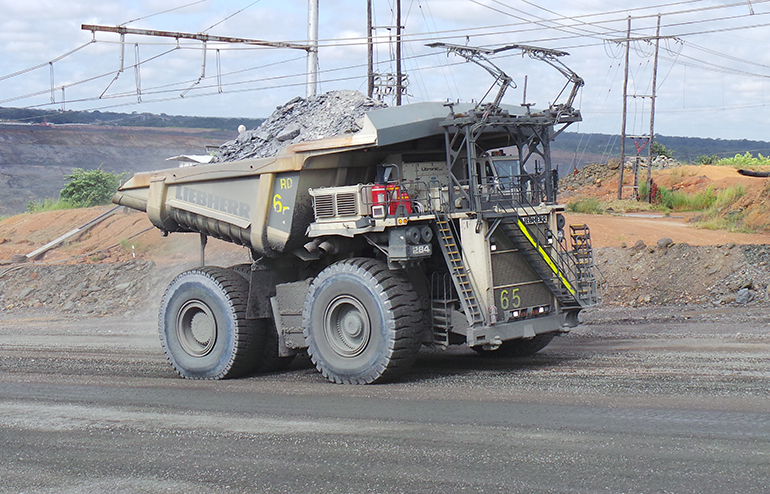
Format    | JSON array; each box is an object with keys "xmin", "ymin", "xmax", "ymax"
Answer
[{"xmin": 213, "ymin": 90, "xmax": 387, "ymax": 162}]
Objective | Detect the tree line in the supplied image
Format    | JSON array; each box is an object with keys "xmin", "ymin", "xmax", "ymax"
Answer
[
  {"xmin": 552, "ymin": 132, "xmax": 770, "ymax": 164},
  {"xmin": 0, "ymin": 106, "xmax": 264, "ymax": 131}
]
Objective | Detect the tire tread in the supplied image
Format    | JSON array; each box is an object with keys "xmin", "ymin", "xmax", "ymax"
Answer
[
  {"xmin": 303, "ymin": 258, "xmax": 424, "ymax": 384},
  {"xmin": 159, "ymin": 266, "xmax": 261, "ymax": 380}
]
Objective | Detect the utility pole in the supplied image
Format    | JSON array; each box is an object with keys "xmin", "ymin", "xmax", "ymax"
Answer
[
  {"xmin": 646, "ymin": 14, "xmax": 662, "ymax": 199},
  {"xmin": 367, "ymin": 0, "xmax": 406, "ymax": 104},
  {"xmin": 610, "ymin": 15, "xmax": 677, "ymax": 200},
  {"xmin": 367, "ymin": 0, "xmax": 374, "ymax": 98},
  {"xmin": 395, "ymin": 0, "xmax": 403, "ymax": 105},
  {"xmin": 306, "ymin": 0, "xmax": 319, "ymax": 98},
  {"xmin": 617, "ymin": 16, "xmax": 630, "ymax": 200}
]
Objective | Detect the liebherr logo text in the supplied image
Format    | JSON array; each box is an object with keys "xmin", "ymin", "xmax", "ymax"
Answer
[
  {"xmin": 522, "ymin": 214, "xmax": 548, "ymax": 225},
  {"xmin": 175, "ymin": 186, "xmax": 251, "ymax": 220}
]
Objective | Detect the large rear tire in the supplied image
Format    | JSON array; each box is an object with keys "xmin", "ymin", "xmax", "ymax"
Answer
[
  {"xmin": 302, "ymin": 258, "xmax": 423, "ymax": 384},
  {"xmin": 473, "ymin": 333, "xmax": 555, "ymax": 358},
  {"xmin": 159, "ymin": 267, "xmax": 263, "ymax": 379}
]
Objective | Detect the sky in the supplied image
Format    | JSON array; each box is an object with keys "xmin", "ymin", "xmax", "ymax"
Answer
[{"xmin": 1, "ymin": 0, "xmax": 770, "ymax": 141}]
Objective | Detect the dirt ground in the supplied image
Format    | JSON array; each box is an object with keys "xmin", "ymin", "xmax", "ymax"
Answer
[
  {"xmin": 564, "ymin": 212, "xmax": 770, "ymax": 247},
  {"xmin": 562, "ymin": 164, "xmax": 769, "ymax": 201}
]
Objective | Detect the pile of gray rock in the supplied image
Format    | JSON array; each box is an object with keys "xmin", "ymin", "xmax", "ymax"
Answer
[
  {"xmin": 559, "ymin": 161, "xmax": 615, "ymax": 190},
  {"xmin": 559, "ymin": 157, "xmax": 682, "ymax": 191},
  {"xmin": 214, "ymin": 90, "xmax": 387, "ymax": 162},
  {"xmin": 0, "ymin": 260, "xmax": 163, "ymax": 317}
]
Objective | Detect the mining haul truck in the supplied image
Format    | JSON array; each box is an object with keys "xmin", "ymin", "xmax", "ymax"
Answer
[{"xmin": 113, "ymin": 44, "xmax": 599, "ymax": 384}]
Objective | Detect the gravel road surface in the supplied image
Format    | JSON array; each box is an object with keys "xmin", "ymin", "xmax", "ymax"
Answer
[{"xmin": 0, "ymin": 307, "xmax": 768, "ymax": 493}]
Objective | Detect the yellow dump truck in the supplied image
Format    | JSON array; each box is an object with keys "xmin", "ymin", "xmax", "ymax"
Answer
[{"xmin": 114, "ymin": 45, "xmax": 599, "ymax": 384}]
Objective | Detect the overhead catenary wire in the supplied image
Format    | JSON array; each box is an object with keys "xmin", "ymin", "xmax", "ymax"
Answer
[
  {"xmin": 3, "ymin": 2, "xmax": 769, "ymax": 89},
  {"xmin": 201, "ymin": 0, "xmax": 263, "ymax": 33},
  {"xmin": 36, "ymin": 0, "xmax": 755, "ymax": 53},
  {"xmin": 0, "ymin": 40, "xmax": 95, "ymax": 83},
  {"xmin": 4, "ymin": 0, "xmax": 770, "ymax": 129},
  {"xmin": 10, "ymin": 42, "xmax": 581, "ymax": 112},
  {"xmin": 8, "ymin": 33, "xmax": 768, "ymax": 115},
  {"xmin": 119, "ymin": 0, "xmax": 208, "ymax": 27}
]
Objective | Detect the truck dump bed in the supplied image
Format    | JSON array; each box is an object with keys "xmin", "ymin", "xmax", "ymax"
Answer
[{"xmin": 113, "ymin": 103, "xmax": 518, "ymax": 257}]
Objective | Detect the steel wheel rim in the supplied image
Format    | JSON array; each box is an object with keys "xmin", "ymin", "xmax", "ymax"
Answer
[
  {"xmin": 177, "ymin": 300, "xmax": 217, "ymax": 357},
  {"xmin": 324, "ymin": 295, "xmax": 371, "ymax": 357}
]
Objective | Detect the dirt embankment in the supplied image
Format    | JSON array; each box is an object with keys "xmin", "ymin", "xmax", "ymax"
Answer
[
  {"xmin": 0, "ymin": 207, "xmax": 250, "ymax": 318},
  {"xmin": 561, "ymin": 162, "xmax": 770, "ymax": 233},
  {"xmin": 2, "ymin": 202, "xmax": 770, "ymax": 318}
]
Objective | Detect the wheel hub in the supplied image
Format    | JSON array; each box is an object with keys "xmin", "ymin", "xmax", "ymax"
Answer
[
  {"xmin": 177, "ymin": 300, "xmax": 217, "ymax": 357},
  {"xmin": 324, "ymin": 295, "xmax": 371, "ymax": 357}
]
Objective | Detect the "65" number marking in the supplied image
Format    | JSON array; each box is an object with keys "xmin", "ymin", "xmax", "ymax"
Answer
[{"xmin": 499, "ymin": 288, "xmax": 521, "ymax": 310}]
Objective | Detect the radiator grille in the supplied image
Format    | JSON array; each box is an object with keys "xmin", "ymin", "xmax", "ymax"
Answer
[
  {"xmin": 314, "ymin": 195, "xmax": 335, "ymax": 218},
  {"xmin": 336, "ymin": 193, "xmax": 358, "ymax": 216}
]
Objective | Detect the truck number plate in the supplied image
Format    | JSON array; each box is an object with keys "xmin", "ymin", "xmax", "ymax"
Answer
[{"xmin": 408, "ymin": 244, "xmax": 432, "ymax": 257}]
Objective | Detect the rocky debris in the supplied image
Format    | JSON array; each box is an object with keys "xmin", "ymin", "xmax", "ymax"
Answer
[
  {"xmin": 596, "ymin": 241, "xmax": 770, "ymax": 308},
  {"xmin": 735, "ymin": 287, "xmax": 753, "ymax": 304},
  {"xmin": 560, "ymin": 162, "xmax": 617, "ymax": 191},
  {"xmin": 214, "ymin": 90, "xmax": 387, "ymax": 162},
  {"xmin": 0, "ymin": 260, "xmax": 179, "ymax": 317},
  {"xmin": 631, "ymin": 240, "xmax": 647, "ymax": 251},
  {"xmin": 651, "ymin": 155, "xmax": 678, "ymax": 168},
  {"xmin": 657, "ymin": 237, "xmax": 674, "ymax": 250},
  {"xmin": 3, "ymin": 240, "xmax": 770, "ymax": 319},
  {"xmin": 559, "ymin": 157, "xmax": 682, "ymax": 191}
]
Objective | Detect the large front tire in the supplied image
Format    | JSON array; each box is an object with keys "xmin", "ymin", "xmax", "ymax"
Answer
[
  {"xmin": 302, "ymin": 258, "xmax": 423, "ymax": 384},
  {"xmin": 159, "ymin": 267, "xmax": 263, "ymax": 379}
]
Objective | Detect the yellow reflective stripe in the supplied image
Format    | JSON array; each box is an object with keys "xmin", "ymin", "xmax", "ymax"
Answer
[{"xmin": 517, "ymin": 219, "xmax": 576, "ymax": 296}]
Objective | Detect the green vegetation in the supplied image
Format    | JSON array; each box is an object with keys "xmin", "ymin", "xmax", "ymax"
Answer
[
  {"xmin": 697, "ymin": 187, "xmax": 751, "ymax": 232},
  {"xmin": 712, "ymin": 152, "xmax": 770, "ymax": 170},
  {"xmin": 638, "ymin": 180, "xmax": 745, "ymax": 213},
  {"xmin": 659, "ymin": 186, "xmax": 720, "ymax": 211},
  {"xmin": 582, "ymin": 181, "xmax": 750, "ymax": 231},
  {"xmin": 60, "ymin": 167, "xmax": 126, "ymax": 207},
  {"xmin": 651, "ymin": 142, "xmax": 673, "ymax": 159},
  {"xmin": 27, "ymin": 167, "xmax": 126, "ymax": 212},
  {"xmin": 567, "ymin": 198, "xmax": 603, "ymax": 214},
  {"xmin": 26, "ymin": 198, "xmax": 79, "ymax": 213},
  {"xmin": 695, "ymin": 154, "xmax": 719, "ymax": 165}
]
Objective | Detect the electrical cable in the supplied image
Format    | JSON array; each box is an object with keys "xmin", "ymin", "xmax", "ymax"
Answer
[
  {"xmin": 201, "ymin": 0, "xmax": 263, "ymax": 33},
  {"xmin": 417, "ymin": 0, "xmax": 460, "ymax": 100},
  {"xmin": 6, "ymin": 1, "xmax": 770, "ymax": 117},
  {"xmin": 0, "ymin": 45, "xmax": 182, "ymax": 106},
  {"xmin": 0, "ymin": 41, "xmax": 95, "ymax": 83},
  {"xmin": 119, "ymin": 0, "xmax": 208, "ymax": 27}
]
